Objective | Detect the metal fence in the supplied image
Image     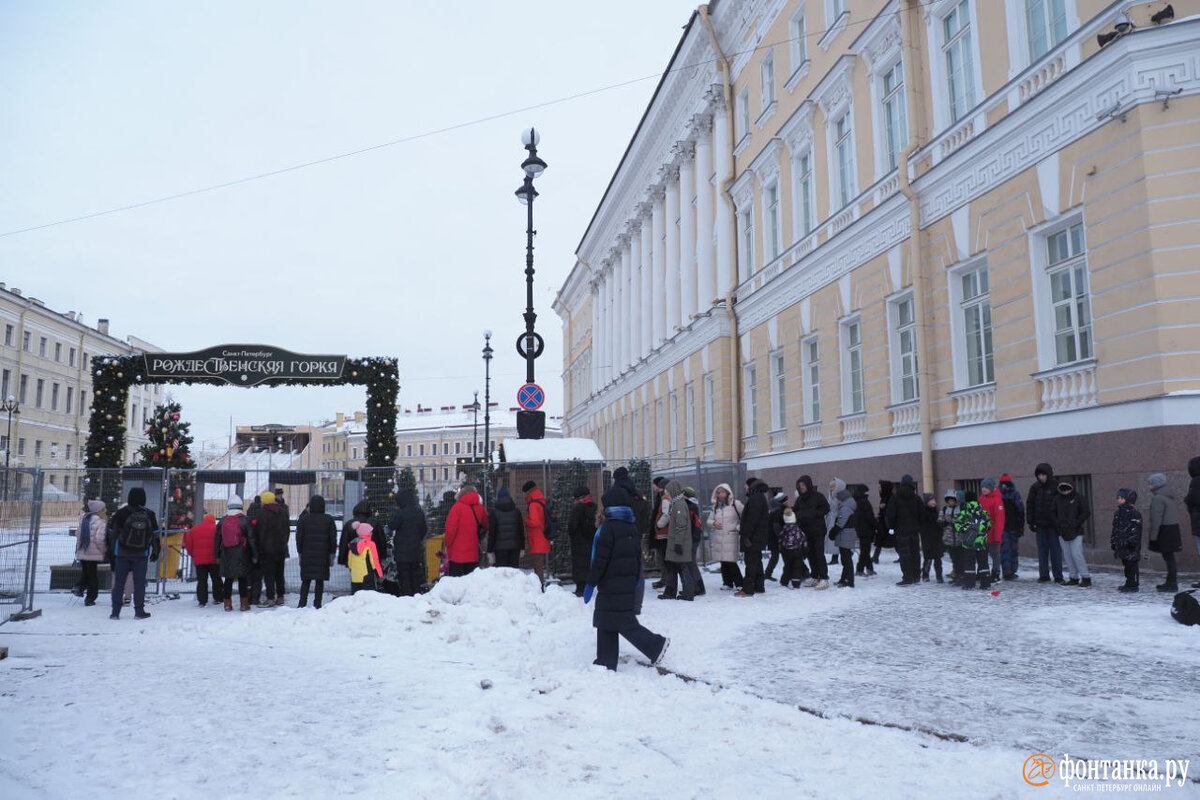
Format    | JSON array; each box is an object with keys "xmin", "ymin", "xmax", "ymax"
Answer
[{"xmin": 9, "ymin": 457, "xmax": 746, "ymax": 610}]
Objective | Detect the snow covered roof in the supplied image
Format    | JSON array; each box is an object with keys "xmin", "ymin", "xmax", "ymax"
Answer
[{"xmin": 501, "ymin": 437, "xmax": 603, "ymax": 464}]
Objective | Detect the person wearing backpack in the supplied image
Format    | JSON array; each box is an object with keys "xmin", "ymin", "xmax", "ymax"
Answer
[
  {"xmin": 1110, "ymin": 489, "xmax": 1143, "ymax": 593},
  {"xmin": 294, "ymin": 494, "xmax": 337, "ymax": 608},
  {"xmin": 346, "ymin": 521, "xmax": 384, "ymax": 593},
  {"xmin": 183, "ymin": 513, "xmax": 222, "ymax": 608},
  {"xmin": 72, "ymin": 499, "xmax": 108, "ymax": 606},
  {"xmin": 707, "ymin": 483, "xmax": 743, "ymax": 591},
  {"xmin": 216, "ymin": 496, "xmax": 253, "ymax": 611},
  {"xmin": 250, "ymin": 491, "xmax": 290, "ymax": 607},
  {"xmin": 778, "ymin": 508, "xmax": 809, "ymax": 589},
  {"xmin": 522, "ymin": 481, "xmax": 550, "ymax": 588},
  {"xmin": 487, "ymin": 486, "xmax": 525, "ymax": 569},
  {"xmin": 444, "ymin": 485, "xmax": 487, "ymax": 578},
  {"xmin": 568, "ymin": 486, "xmax": 597, "ymax": 597},
  {"xmin": 1147, "ymin": 472, "xmax": 1182, "ymax": 593},
  {"xmin": 108, "ymin": 487, "xmax": 160, "ymax": 620},
  {"xmin": 954, "ymin": 491, "xmax": 991, "ymax": 590}
]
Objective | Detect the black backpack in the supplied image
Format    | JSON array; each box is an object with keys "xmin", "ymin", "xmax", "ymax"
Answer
[
  {"xmin": 118, "ymin": 507, "xmax": 154, "ymax": 555},
  {"xmin": 532, "ymin": 499, "xmax": 559, "ymax": 542},
  {"xmin": 1171, "ymin": 590, "xmax": 1200, "ymax": 626}
]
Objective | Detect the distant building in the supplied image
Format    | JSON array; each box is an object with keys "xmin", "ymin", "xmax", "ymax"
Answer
[{"xmin": 0, "ymin": 283, "xmax": 163, "ymax": 493}]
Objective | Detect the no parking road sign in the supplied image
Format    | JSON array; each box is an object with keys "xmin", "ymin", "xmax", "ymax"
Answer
[{"xmin": 517, "ymin": 383, "xmax": 545, "ymax": 411}]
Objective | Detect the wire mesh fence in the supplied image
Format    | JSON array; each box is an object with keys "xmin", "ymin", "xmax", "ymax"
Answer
[{"xmin": 11, "ymin": 456, "xmax": 747, "ymax": 610}]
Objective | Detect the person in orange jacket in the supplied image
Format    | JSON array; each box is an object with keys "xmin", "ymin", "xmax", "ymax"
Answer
[
  {"xmin": 444, "ymin": 485, "xmax": 488, "ymax": 577},
  {"xmin": 979, "ymin": 477, "xmax": 1006, "ymax": 584},
  {"xmin": 523, "ymin": 481, "xmax": 551, "ymax": 588},
  {"xmin": 183, "ymin": 513, "xmax": 223, "ymax": 608}
]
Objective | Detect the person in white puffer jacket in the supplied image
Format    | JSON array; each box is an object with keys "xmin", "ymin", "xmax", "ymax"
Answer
[
  {"xmin": 72, "ymin": 500, "xmax": 108, "ymax": 606},
  {"xmin": 707, "ymin": 483, "xmax": 744, "ymax": 591}
]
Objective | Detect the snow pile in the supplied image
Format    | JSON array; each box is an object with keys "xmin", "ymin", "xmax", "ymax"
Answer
[
  {"xmin": 500, "ymin": 437, "xmax": 603, "ymax": 463},
  {"xmin": 3, "ymin": 565, "xmax": 1181, "ymax": 799}
]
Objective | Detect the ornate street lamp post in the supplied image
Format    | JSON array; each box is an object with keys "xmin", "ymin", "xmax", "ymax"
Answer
[
  {"xmin": 514, "ymin": 127, "xmax": 547, "ymax": 439},
  {"xmin": 2, "ymin": 395, "xmax": 18, "ymax": 501}
]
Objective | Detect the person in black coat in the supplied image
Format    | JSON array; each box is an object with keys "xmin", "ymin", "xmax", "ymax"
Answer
[
  {"xmin": 765, "ymin": 489, "xmax": 785, "ymax": 581},
  {"xmin": 584, "ymin": 487, "xmax": 668, "ymax": 671},
  {"xmin": 918, "ymin": 492, "xmax": 943, "ymax": 582},
  {"xmin": 388, "ymin": 488, "xmax": 428, "ymax": 596},
  {"xmin": 738, "ymin": 480, "xmax": 771, "ymax": 596},
  {"xmin": 250, "ymin": 492, "xmax": 289, "ymax": 606},
  {"xmin": 874, "ymin": 479, "xmax": 896, "ymax": 564},
  {"xmin": 294, "ymin": 495, "xmax": 337, "ymax": 609},
  {"xmin": 568, "ymin": 486, "xmax": 597, "ymax": 597},
  {"xmin": 1027, "ymin": 462, "xmax": 1065, "ymax": 583},
  {"xmin": 487, "ymin": 486, "xmax": 525, "ymax": 568},
  {"xmin": 852, "ymin": 484, "xmax": 878, "ymax": 578},
  {"xmin": 885, "ymin": 475, "xmax": 925, "ymax": 586},
  {"xmin": 1186, "ymin": 456, "xmax": 1200, "ymax": 588},
  {"xmin": 794, "ymin": 475, "xmax": 830, "ymax": 587}
]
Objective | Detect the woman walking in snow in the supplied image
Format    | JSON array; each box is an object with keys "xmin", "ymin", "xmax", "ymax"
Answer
[{"xmin": 72, "ymin": 500, "xmax": 108, "ymax": 606}]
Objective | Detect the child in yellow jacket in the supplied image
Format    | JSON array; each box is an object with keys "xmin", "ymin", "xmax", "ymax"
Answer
[{"xmin": 347, "ymin": 521, "xmax": 383, "ymax": 593}]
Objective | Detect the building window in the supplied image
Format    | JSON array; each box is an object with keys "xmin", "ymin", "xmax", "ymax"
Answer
[
  {"xmin": 54, "ymin": 342, "xmax": 62, "ymax": 362},
  {"xmin": 22, "ymin": 331, "xmax": 30, "ymax": 351},
  {"xmin": 881, "ymin": 60, "xmax": 907, "ymax": 173},
  {"xmin": 764, "ymin": 182, "xmax": 782, "ymax": 260},
  {"xmin": 834, "ymin": 111, "xmax": 855, "ymax": 209},
  {"xmin": 39, "ymin": 337, "xmax": 47, "ymax": 357},
  {"xmin": 441, "ymin": 442, "xmax": 448, "ymax": 455},
  {"xmin": 790, "ymin": 11, "xmax": 808, "ymax": 73},
  {"xmin": 51, "ymin": 383, "xmax": 59, "ymax": 411},
  {"xmin": 737, "ymin": 87, "xmax": 751, "ymax": 143},
  {"xmin": 1, "ymin": 369, "xmax": 8, "ymax": 398},
  {"xmin": 655, "ymin": 399, "xmax": 664, "ymax": 455},
  {"xmin": 406, "ymin": 444, "xmax": 412, "ymax": 457},
  {"xmin": 35, "ymin": 379, "xmax": 45, "ymax": 409},
  {"xmin": 1026, "ymin": 0, "xmax": 1067, "ymax": 59},
  {"xmin": 19, "ymin": 374, "xmax": 28, "ymax": 404},
  {"xmin": 130, "ymin": 403, "xmax": 137, "ymax": 430},
  {"xmin": 891, "ymin": 295, "xmax": 919, "ymax": 402},
  {"xmin": 739, "ymin": 207, "xmax": 756, "ymax": 276},
  {"xmin": 760, "ymin": 49, "xmax": 775, "ymax": 113},
  {"xmin": 744, "ymin": 363, "xmax": 758, "ymax": 436},
  {"xmin": 34, "ymin": 440, "xmax": 42, "ymax": 460},
  {"xmin": 453, "ymin": 442, "xmax": 460, "ymax": 455},
  {"xmin": 960, "ymin": 265, "xmax": 994, "ymax": 386},
  {"xmin": 1047, "ymin": 222, "xmax": 1092, "ymax": 365},
  {"xmin": 830, "ymin": 0, "xmax": 845, "ymax": 19},
  {"xmin": 802, "ymin": 336, "xmax": 820, "ymax": 423},
  {"xmin": 942, "ymin": 0, "xmax": 976, "ymax": 123},
  {"xmin": 65, "ymin": 444, "xmax": 72, "ymax": 462},
  {"xmin": 703, "ymin": 374, "xmax": 715, "ymax": 443},
  {"xmin": 69, "ymin": 347, "xmax": 76, "ymax": 366},
  {"xmin": 669, "ymin": 393, "xmax": 679, "ymax": 452},
  {"xmin": 443, "ymin": 467, "xmax": 449, "ymax": 480},
  {"xmin": 418, "ymin": 444, "xmax": 425, "ymax": 456},
  {"xmin": 3, "ymin": 324, "xmax": 11, "ymax": 346},
  {"xmin": 18, "ymin": 437, "xmax": 25, "ymax": 456},
  {"xmin": 418, "ymin": 468, "xmax": 424, "ymax": 481},
  {"xmin": 841, "ymin": 319, "xmax": 864, "ymax": 414},
  {"xmin": 685, "ymin": 383, "xmax": 696, "ymax": 448},
  {"xmin": 795, "ymin": 151, "xmax": 816, "ymax": 237},
  {"xmin": 770, "ymin": 351, "xmax": 787, "ymax": 430}
]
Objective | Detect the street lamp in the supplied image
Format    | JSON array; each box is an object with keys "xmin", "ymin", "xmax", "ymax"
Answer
[
  {"xmin": 2, "ymin": 395, "xmax": 18, "ymax": 501},
  {"xmin": 482, "ymin": 330, "xmax": 493, "ymax": 482},
  {"xmin": 471, "ymin": 390, "xmax": 480, "ymax": 462},
  {"xmin": 514, "ymin": 127, "xmax": 547, "ymax": 439}
]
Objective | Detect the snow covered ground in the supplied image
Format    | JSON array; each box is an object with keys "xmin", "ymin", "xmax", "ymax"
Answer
[{"xmin": 2, "ymin": 559, "xmax": 1198, "ymax": 799}]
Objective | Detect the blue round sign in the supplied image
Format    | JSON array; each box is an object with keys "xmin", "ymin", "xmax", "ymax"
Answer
[{"xmin": 517, "ymin": 383, "xmax": 545, "ymax": 411}]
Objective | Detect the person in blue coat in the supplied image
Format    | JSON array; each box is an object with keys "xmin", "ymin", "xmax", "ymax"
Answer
[{"xmin": 584, "ymin": 487, "xmax": 669, "ymax": 671}]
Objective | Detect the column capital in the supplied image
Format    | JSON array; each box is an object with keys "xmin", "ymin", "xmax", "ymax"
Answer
[
  {"xmin": 689, "ymin": 112, "xmax": 713, "ymax": 139},
  {"xmin": 625, "ymin": 216, "xmax": 643, "ymax": 235},
  {"xmin": 616, "ymin": 232, "xmax": 631, "ymax": 248},
  {"xmin": 704, "ymin": 83, "xmax": 726, "ymax": 114},
  {"xmin": 672, "ymin": 139, "xmax": 696, "ymax": 164},
  {"xmin": 648, "ymin": 183, "xmax": 666, "ymax": 203},
  {"xmin": 657, "ymin": 163, "xmax": 680, "ymax": 184}
]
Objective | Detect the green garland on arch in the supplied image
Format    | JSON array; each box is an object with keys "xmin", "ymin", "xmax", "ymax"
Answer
[{"xmin": 84, "ymin": 354, "xmax": 399, "ymax": 471}]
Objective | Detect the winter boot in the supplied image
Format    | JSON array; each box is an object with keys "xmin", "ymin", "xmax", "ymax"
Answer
[
  {"xmin": 979, "ymin": 573, "xmax": 991, "ymax": 590},
  {"xmin": 240, "ymin": 597, "xmax": 251, "ymax": 612},
  {"xmin": 224, "ymin": 597, "xmax": 234, "ymax": 612},
  {"xmin": 1079, "ymin": 577, "xmax": 1092, "ymax": 588},
  {"xmin": 1063, "ymin": 578, "xmax": 1080, "ymax": 586},
  {"xmin": 961, "ymin": 572, "xmax": 977, "ymax": 590},
  {"xmin": 1156, "ymin": 581, "xmax": 1178, "ymax": 593}
]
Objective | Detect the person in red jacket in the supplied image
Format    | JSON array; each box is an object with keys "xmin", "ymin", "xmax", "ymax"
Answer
[
  {"xmin": 979, "ymin": 477, "xmax": 1006, "ymax": 584},
  {"xmin": 183, "ymin": 513, "xmax": 223, "ymax": 608},
  {"xmin": 523, "ymin": 480, "xmax": 551, "ymax": 588},
  {"xmin": 443, "ymin": 485, "xmax": 487, "ymax": 577}
]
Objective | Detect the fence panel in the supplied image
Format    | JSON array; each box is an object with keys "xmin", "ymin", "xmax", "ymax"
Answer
[{"xmin": 0, "ymin": 468, "xmax": 43, "ymax": 622}]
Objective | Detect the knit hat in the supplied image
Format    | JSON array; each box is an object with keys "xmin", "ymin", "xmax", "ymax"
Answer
[
  {"xmin": 352, "ymin": 521, "xmax": 373, "ymax": 537},
  {"xmin": 783, "ymin": 509, "xmax": 796, "ymax": 523},
  {"xmin": 87, "ymin": 499, "xmax": 106, "ymax": 513},
  {"xmin": 1146, "ymin": 473, "xmax": 1167, "ymax": 490},
  {"xmin": 203, "ymin": 513, "xmax": 215, "ymax": 523},
  {"xmin": 955, "ymin": 490, "xmax": 966, "ymax": 503},
  {"xmin": 1116, "ymin": 488, "xmax": 1137, "ymax": 503},
  {"xmin": 612, "ymin": 466, "xmax": 629, "ymax": 481},
  {"xmin": 260, "ymin": 491, "xmax": 276, "ymax": 505},
  {"xmin": 943, "ymin": 488, "xmax": 957, "ymax": 501},
  {"xmin": 227, "ymin": 495, "xmax": 243, "ymax": 510},
  {"xmin": 900, "ymin": 474, "xmax": 916, "ymax": 487},
  {"xmin": 999, "ymin": 473, "xmax": 1014, "ymax": 485},
  {"xmin": 601, "ymin": 487, "xmax": 631, "ymax": 508},
  {"xmin": 981, "ymin": 477, "xmax": 997, "ymax": 491},
  {"xmin": 773, "ymin": 491, "xmax": 786, "ymax": 503},
  {"xmin": 497, "ymin": 486, "xmax": 510, "ymax": 501},
  {"xmin": 522, "ymin": 480, "xmax": 537, "ymax": 493},
  {"xmin": 653, "ymin": 477, "xmax": 668, "ymax": 488},
  {"xmin": 683, "ymin": 486, "xmax": 697, "ymax": 498},
  {"xmin": 573, "ymin": 485, "xmax": 591, "ymax": 499}
]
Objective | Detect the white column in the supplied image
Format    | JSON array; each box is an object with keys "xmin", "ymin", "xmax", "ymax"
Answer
[
  {"xmin": 590, "ymin": 280, "xmax": 600, "ymax": 394},
  {"xmin": 695, "ymin": 116, "xmax": 715, "ymax": 310},
  {"xmin": 678, "ymin": 141, "xmax": 697, "ymax": 326},
  {"xmin": 602, "ymin": 264, "xmax": 613, "ymax": 385},
  {"xmin": 639, "ymin": 207, "xmax": 653, "ymax": 357},
  {"xmin": 664, "ymin": 167, "xmax": 680, "ymax": 336},
  {"xmin": 629, "ymin": 222, "xmax": 643, "ymax": 364},
  {"xmin": 713, "ymin": 99, "xmax": 734, "ymax": 296},
  {"xmin": 619, "ymin": 237, "xmax": 632, "ymax": 372},
  {"xmin": 650, "ymin": 187, "xmax": 665, "ymax": 349}
]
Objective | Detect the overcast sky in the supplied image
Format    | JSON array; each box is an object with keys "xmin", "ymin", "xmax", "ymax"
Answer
[{"xmin": 0, "ymin": 0, "xmax": 697, "ymax": 453}]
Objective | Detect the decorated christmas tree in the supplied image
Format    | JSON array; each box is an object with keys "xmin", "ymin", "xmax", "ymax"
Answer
[
  {"xmin": 548, "ymin": 459, "xmax": 590, "ymax": 580},
  {"xmin": 137, "ymin": 399, "xmax": 197, "ymax": 530},
  {"xmin": 396, "ymin": 466, "xmax": 417, "ymax": 495}
]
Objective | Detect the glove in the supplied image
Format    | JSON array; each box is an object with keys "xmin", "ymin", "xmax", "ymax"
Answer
[
  {"xmin": 583, "ymin": 584, "xmax": 594, "ymax": 604},
  {"xmin": 673, "ymin": 544, "xmax": 683, "ymax": 556},
  {"xmin": 828, "ymin": 526, "xmax": 841, "ymax": 541}
]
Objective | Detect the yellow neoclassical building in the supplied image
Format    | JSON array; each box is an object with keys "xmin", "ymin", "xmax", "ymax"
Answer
[{"xmin": 553, "ymin": 0, "xmax": 1200, "ymax": 563}]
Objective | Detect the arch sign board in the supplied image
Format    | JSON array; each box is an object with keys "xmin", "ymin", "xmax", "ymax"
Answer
[{"xmin": 143, "ymin": 345, "xmax": 346, "ymax": 387}]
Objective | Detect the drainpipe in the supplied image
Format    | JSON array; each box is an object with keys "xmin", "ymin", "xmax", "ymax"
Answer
[
  {"xmin": 897, "ymin": 0, "xmax": 934, "ymax": 491},
  {"xmin": 698, "ymin": 4, "xmax": 743, "ymax": 466}
]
